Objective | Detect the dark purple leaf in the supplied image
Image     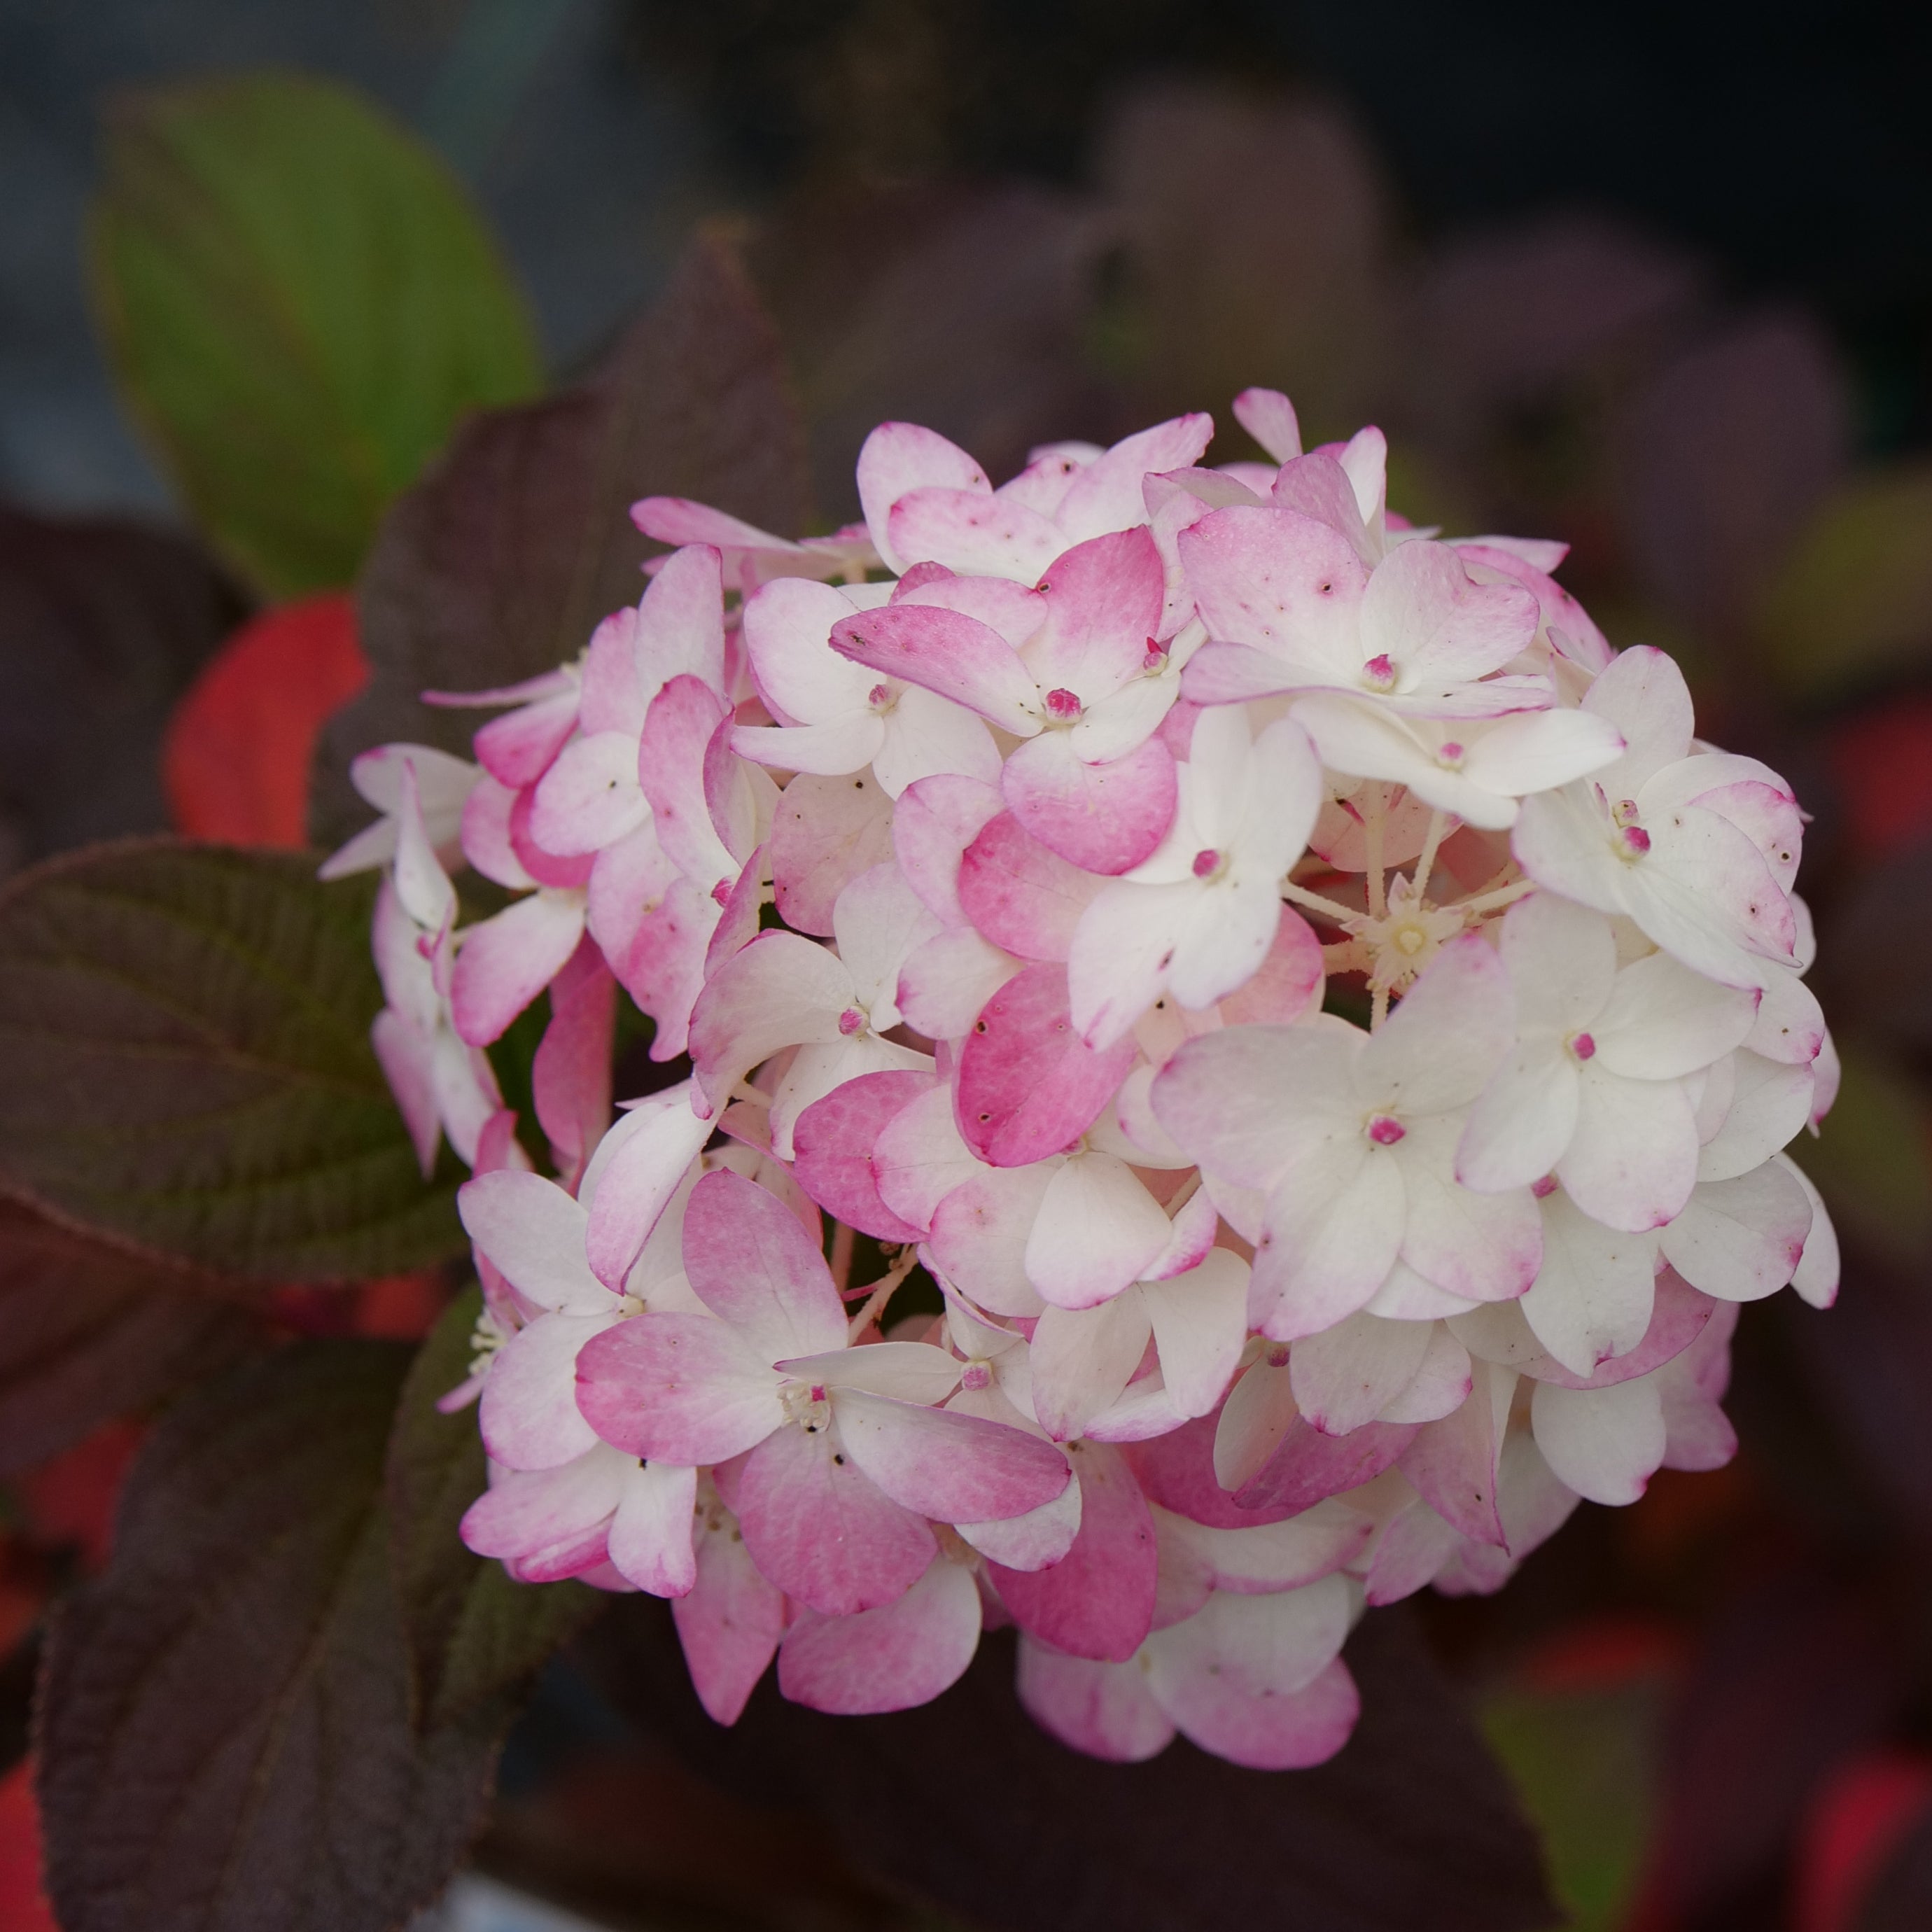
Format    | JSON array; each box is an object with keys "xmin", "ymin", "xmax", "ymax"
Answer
[
  {"xmin": 1642, "ymin": 1569, "xmax": 1900, "ymax": 1922},
  {"xmin": 386, "ymin": 1284, "xmax": 601, "ymax": 1728},
  {"xmin": 38, "ymin": 1340, "xmax": 514, "ymax": 1932},
  {"xmin": 0, "ymin": 505, "xmax": 246, "ymax": 882},
  {"xmin": 0, "ymin": 1200, "xmax": 258, "ymax": 1476},
  {"xmin": 581, "ymin": 1597, "xmax": 1558, "ymax": 1932},
  {"xmin": 1856, "ymin": 1798, "xmax": 1932, "ymax": 1932},
  {"xmin": 313, "ymin": 228, "xmax": 811, "ymax": 846},
  {"xmin": 0, "ymin": 841, "xmax": 462, "ymax": 1279},
  {"xmin": 750, "ymin": 178, "xmax": 1114, "ymax": 517}
]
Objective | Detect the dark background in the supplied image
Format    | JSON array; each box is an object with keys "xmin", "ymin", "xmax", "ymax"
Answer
[{"xmin": 5, "ymin": 0, "xmax": 1930, "ymax": 517}]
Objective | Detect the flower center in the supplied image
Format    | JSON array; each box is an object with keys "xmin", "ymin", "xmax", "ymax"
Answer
[
  {"xmin": 1351, "ymin": 874, "xmax": 1467, "ymax": 992},
  {"xmin": 1436, "ymin": 741, "xmax": 1464, "ymax": 769},
  {"xmin": 1532, "ymin": 1175, "xmax": 1559, "ymax": 1198},
  {"xmin": 1362, "ymin": 653, "xmax": 1397, "ymax": 692},
  {"xmin": 960, "ymin": 1361, "xmax": 993, "ymax": 1392},
  {"xmin": 1142, "ymin": 638, "xmax": 1169, "ymax": 673},
  {"xmin": 779, "ymin": 1379, "xmax": 834, "ymax": 1432},
  {"xmin": 867, "ymin": 681, "xmax": 895, "ymax": 712},
  {"xmin": 1366, "ymin": 1113, "xmax": 1406, "ymax": 1146},
  {"xmin": 838, "ymin": 1006, "xmax": 867, "ymax": 1037},
  {"xmin": 1567, "ymin": 1030, "xmax": 1597, "ymax": 1061},
  {"xmin": 1044, "ymin": 687, "xmax": 1084, "ymax": 721},
  {"xmin": 1192, "ymin": 847, "xmax": 1222, "ymax": 879}
]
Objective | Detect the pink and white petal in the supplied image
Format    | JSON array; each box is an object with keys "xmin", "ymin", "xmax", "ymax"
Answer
[
  {"xmin": 1658, "ymin": 1162, "xmax": 1811, "ymax": 1301},
  {"xmin": 461, "ymin": 1446, "xmax": 628, "ymax": 1572},
  {"xmin": 606, "ymin": 1460, "xmax": 699, "ymax": 1597},
  {"xmin": 1002, "ymin": 729, "xmax": 1179, "ymax": 876},
  {"xmin": 892, "ymin": 772, "xmax": 1005, "ymax": 925},
  {"xmin": 1396, "ymin": 1359, "xmax": 1516, "ymax": 1547},
  {"xmin": 956, "ymin": 1466, "xmax": 1084, "ymax": 1571},
  {"xmin": 1053, "ymin": 414, "xmax": 1214, "ymax": 544},
  {"xmin": 1253, "ymin": 1138, "xmax": 1406, "ymax": 1338},
  {"xmin": 1510, "ymin": 788, "xmax": 1636, "ymax": 921},
  {"xmin": 530, "ymin": 732, "xmax": 650, "ymax": 855},
  {"xmin": 770, "ymin": 1036, "xmax": 932, "ymax": 1163},
  {"xmin": 989, "ymin": 1439, "xmax": 1158, "ymax": 1662},
  {"xmin": 1377, "ymin": 1324, "xmax": 1474, "ymax": 1424},
  {"xmin": 638, "ymin": 675, "xmax": 738, "ymax": 889},
  {"xmin": 1360, "ymin": 932, "xmax": 1518, "ymax": 1116},
  {"xmin": 1744, "ymin": 968, "xmax": 1825, "ymax": 1067},
  {"xmin": 1016, "ymin": 1638, "xmax": 1174, "ymax": 1763},
  {"xmin": 1179, "ymin": 640, "xmax": 1310, "ymax": 705},
  {"xmin": 779, "ymin": 1555, "xmax": 981, "ymax": 1714},
  {"xmin": 1063, "ymin": 879, "xmax": 1201, "ymax": 1050},
  {"xmin": 480, "ymin": 1312, "xmax": 615, "ymax": 1469},
  {"xmin": 1289, "ymin": 1313, "xmax": 1432, "ymax": 1437},
  {"xmin": 472, "ymin": 690, "xmax": 580, "ymax": 791},
  {"xmin": 1497, "ymin": 888, "xmax": 1618, "ymax": 1035},
  {"xmin": 1594, "ymin": 949, "xmax": 1761, "ymax": 1078},
  {"xmin": 371, "ymin": 1010, "xmax": 442, "ymax": 1177},
  {"xmin": 1146, "ymin": 1588, "xmax": 1359, "ymax": 1770},
  {"xmin": 1233, "ymin": 387, "xmax": 1302, "ymax": 463},
  {"xmin": 792, "ymin": 1069, "xmax": 934, "ymax": 1241},
  {"xmin": 1581, "ymin": 645, "xmax": 1695, "ymax": 787},
  {"xmin": 833, "ymin": 1388, "xmax": 1071, "ymax": 1522},
  {"xmin": 832, "ymin": 861, "xmax": 944, "ymax": 1020},
  {"xmin": 830, "ymin": 601, "xmax": 1041, "ymax": 736},
  {"xmin": 897, "ymin": 927, "xmax": 1021, "ymax": 1041},
  {"xmin": 1232, "ymin": 1414, "xmax": 1420, "ymax": 1518},
  {"xmin": 1782, "ymin": 1156, "xmax": 1838, "ymax": 1309},
  {"xmin": 1292, "ymin": 696, "xmax": 1517, "ymax": 830},
  {"xmin": 736, "ymin": 1420, "xmax": 937, "ymax": 1616},
  {"xmin": 575, "ymin": 1312, "xmax": 783, "ymax": 1462},
  {"xmin": 1153, "ymin": 1023, "xmax": 1363, "ymax": 1194},
  {"xmin": 955, "ymin": 961, "xmax": 1140, "ymax": 1167},
  {"xmin": 1460, "ymin": 707, "xmax": 1625, "ymax": 799},
  {"xmin": 1363, "ymin": 1492, "xmax": 1463, "ymax": 1604},
  {"xmin": 1025, "ymin": 1152, "xmax": 1173, "ymax": 1310},
  {"xmin": 1629, "ymin": 804, "xmax": 1795, "ymax": 983},
  {"xmin": 762, "ymin": 772, "xmax": 892, "ymax": 937},
  {"xmin": 682, "ymin": 1166, "xmax": 847, "ymax": 1358},
  {"xmin": 686, "ymin": 930, "xmax": 852, "ymax": 1114},
  {"xmin": 928, "ymin": 1165, "xmax": 1056, "ymax": 1318},
  {"xmin": 1025, "ymin": 526, "xmax": 1166, "ymax": 697},
  {"xmin": 1068, "ymin": 673, "xmax": 1182, "ymax": 764},
  {"xmin": 780, "ymin": 1340, "xmax": 960, "ymax": 1404},
  {"xmin": 960, "ymin": 809, "xmax": 1106, "ymax": 962},
  {"xmin": 1030, "ymin": 1293, "xmax": 1155, "ymax": 1441},
  {"xmin": 893, "ymin": 570, "xmax": 1048, "ymax": 648},
  {"xmin": 458, "ymin": 1169, "xmax": 603, "ymax": 1312},
  {"xmin": 1160, "ymin": 1504, "xmax": 1371, "ymax": 1595},
  {"xmin": 872, "ymin": 686, "xmax": 1002, "ymax": 796},
  {"xmin": 1140, "ymin": 1249, "xmax": 1249, "ymax": 1418},
  {"xmin": 874, "ymin": 1083, "xmax": 986, "ymax": 1233},
  {"xmin": 1530, "ymin": 1378, "xmax": 1665, "ymax": 1506},
  {"xmin": 1361, "ymin": 540, "xmax": 1538, "ymax": 685},
  {"xmin": 1457, "ymin": 1044, "xmax": 1579, "ymax": 1195},
  {"xmin": 582, "ymin": 1090, "xmax": 713, "ymax": 1290},
  {"xmin": 1179, "ymin": 505, "xmax": 1368, "ymax": 678},
  {"xmin": 856, "ymin": 421, "xmax": 991, "ymax": 575},
  {"xmin": 730, "ymin": 715, "xmax": 883, "ymax": 779},
  {"xmin": 888, "ymin": 487, "xmax": 1067, "ymax": 581},
  {"xmin": 450, "ymin": 890, "xmax": 587, "ymax": 1046},
  {"xmin": 1555, "ymin": 1066, "xmax": 1701, "ymax": 1231},
  {"xmin": 1397, "ymin": 1121, "xmax": 1544, "ymax": 1301},
  {"xmin": 1696, "ymin": 1051, "xmax": 1815, "ymax": 1182},
  {"xmin": 673, "ymin": 1500, "xmax": 786, "ymax": 1723},
  {"xmin": 1144, "ymin": 1185, "xmax": 1223, "ymax": 1282},
  {"xmin": 1217, "ymin": 905, "xmax": 1324, "ymax": 1026},
  {"xmin": 741, "ymin": 577, "xmax": 874, "ymax": 724},
  {"xmin": 1519, "ymin": 1190, "xmax": 1658, "ymax": 1376}
]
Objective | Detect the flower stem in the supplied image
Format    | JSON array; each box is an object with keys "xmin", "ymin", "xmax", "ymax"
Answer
[
  {"xmin": 1456, "ymin": 875, "xmax": 1538, "ymax": 916},
  {"xmin": 829, "ymin": 1219, "xmax": 855, "ymax": 1294},
  {"xmin": 1364, "ymin": 791, "xmax": 1387, "ymax": 918},
  {"xmin": 1282, "ymin": 878, "xmax": 1360, "ymax": 926},
  {"xmin": 1411, "ymin": 809, "xmax": 1448, "ymax": 904},
  {"xmin": 849, "ymin": 1247, "xmax": 920, "ymax": 1340}
]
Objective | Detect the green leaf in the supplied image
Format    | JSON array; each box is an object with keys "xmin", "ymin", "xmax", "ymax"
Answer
[
  {"xmin": 1759, "ymin": 463, "xmax": 1932, "ymax": 696},
  {"xmin": 0, "ymin": 840, "xmax": 464, "ymax": 1279},
  {"xmin": 312, "ymin": 226, "xmax": 813, "ymax": 846},
  {"xmin": 1481, "ymin": 1676, "xmax": 1664, "ymax": 1932},
  {"xmin": 37, "ymin": 1340, "xmax": 517, "ymax": 1932},
  {"xmin": 90, "ymin": 71, "xmax": 543, "ymax": 598},
  {"xmin": 0, "ymin": 1200, "xmax": 258, "ymax": 1476},
  {"xmin": 1787, "ymin": 1042, "xmax": 1932, "ymax": 1268},
  {"xmin": 387, "ymin": 1284, "xmax": 602, "ymax": 1728}
]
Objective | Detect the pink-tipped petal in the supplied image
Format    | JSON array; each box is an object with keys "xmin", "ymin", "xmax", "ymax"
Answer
[
  {"xmin": 574, "ymin": 1312, "xmax": 782, "ymax": 1464},
  {"xmin": 779, "ymin": 1556, "xmax": 982, "ymax": 1714},
  {"xmin": 681, "ymin": 1167, "xmax": 848, "ymax": 1359},
  {"xmin": 1001, "ymin": 730, "xmax": 1178, "ymax": 876},
  {"xmin": 450, "ymin": 890, "xmax": 587, "ymax": 1046},
  {"xmin": 955, "ymin": 962, "xmax": 1140, "ymax": 1167}
]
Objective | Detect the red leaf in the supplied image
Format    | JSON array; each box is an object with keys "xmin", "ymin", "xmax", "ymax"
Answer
[
  {"xmin": 162, "ymin": 594, "xmax": 367, "ymax": 848},
  {"xmin": 1795, "ymin": 1751, "xmax": 1932, "ymax": 1932},
  {"xmin": 0, "ymin": 1761, "xmax": 59, "ymax": 1932}
]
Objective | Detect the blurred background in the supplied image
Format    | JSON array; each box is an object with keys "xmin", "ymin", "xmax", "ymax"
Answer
[{"xmin": 5, "ymin": 3, "xmax": 1932, "ymax": 1928}]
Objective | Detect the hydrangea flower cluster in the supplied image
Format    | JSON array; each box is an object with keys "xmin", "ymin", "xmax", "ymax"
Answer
[{"xmin": 330, "ymin": 390, "xmax": 1837, "ymax": 1770}]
